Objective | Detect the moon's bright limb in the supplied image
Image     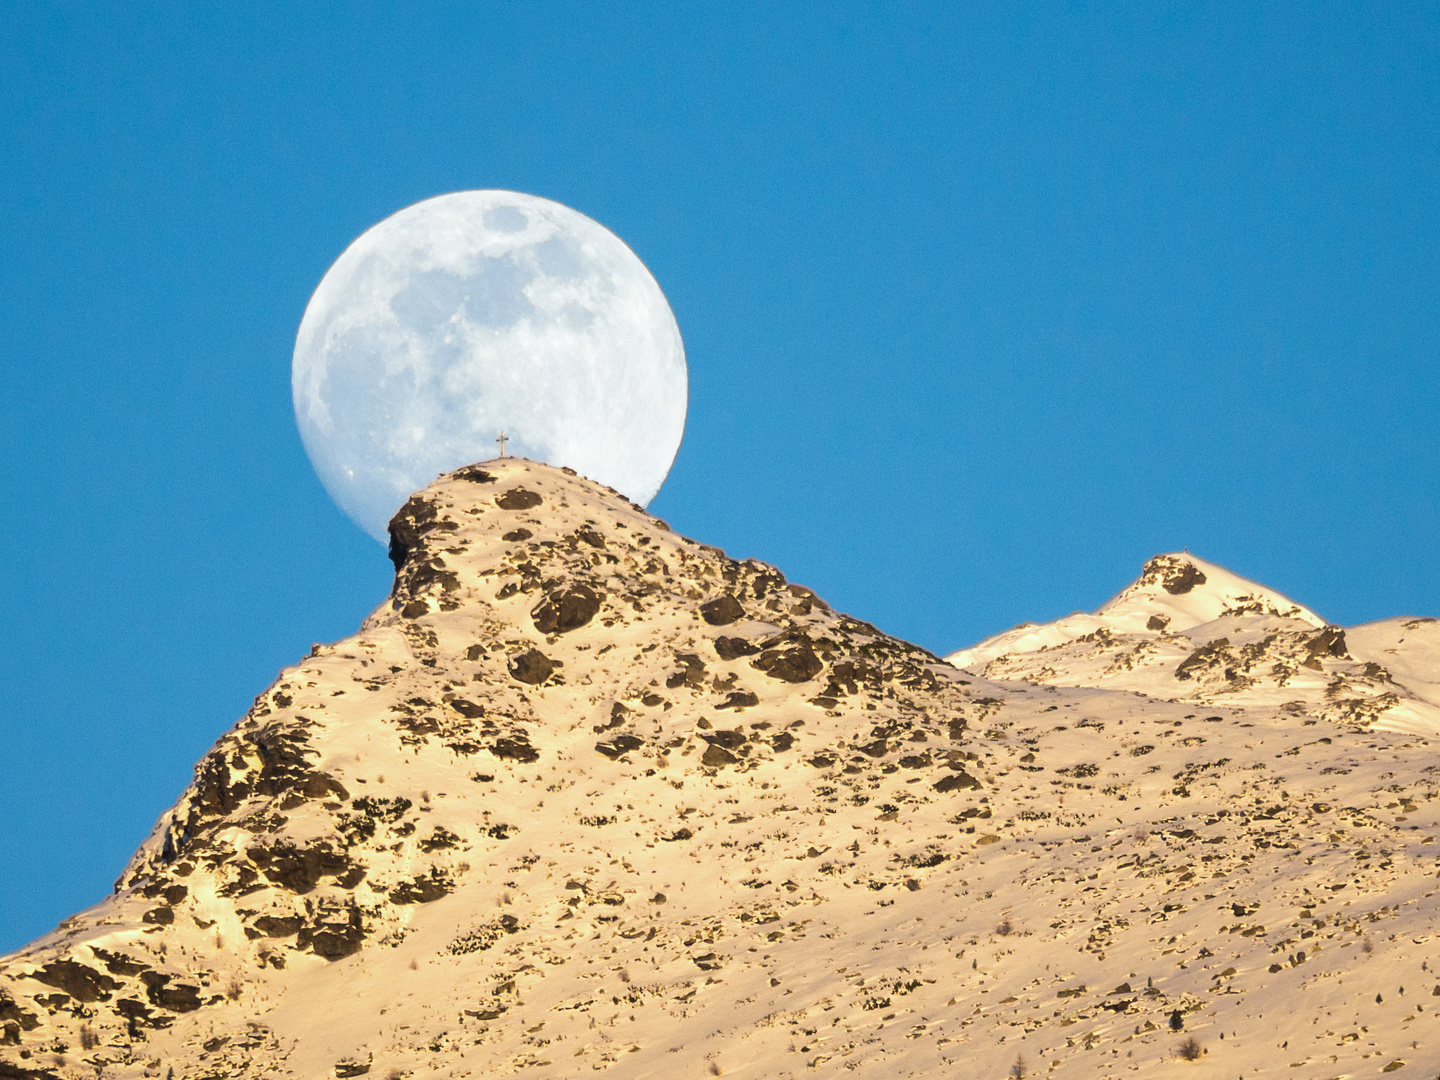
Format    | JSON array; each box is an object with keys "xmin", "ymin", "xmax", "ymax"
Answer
[{"xmin": 292, "ymin": 190, "xmax": 687, "ymax": 542}]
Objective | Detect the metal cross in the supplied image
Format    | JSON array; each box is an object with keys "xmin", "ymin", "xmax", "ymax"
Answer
[{"xmin": 496, "ymin": 430, "xmax": 508, "ymax": 458}]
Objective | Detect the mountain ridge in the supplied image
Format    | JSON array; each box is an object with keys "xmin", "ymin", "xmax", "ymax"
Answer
[{"xmin": 2, "ymin": 461, "xmax": 1437, "ymax": 1079}]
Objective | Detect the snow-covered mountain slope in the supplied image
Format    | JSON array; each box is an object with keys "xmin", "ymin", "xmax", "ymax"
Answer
[
  {"xmin": 3, "ymin": 467, "xmax": 1439, "ymax": 1080},
  {"xmin": 949, "ymin": 553, "xmax": 1440, "ymax": 736}
]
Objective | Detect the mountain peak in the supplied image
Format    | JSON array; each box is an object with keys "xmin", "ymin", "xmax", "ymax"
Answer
[
  {"xmin": 3, "ymin": 469, "xmax": 1437, "ymax": 1079},
  {"xmin": 948, "ymin": 550, "xmax": 1440, "ymax": 734},
  {"xmin": 1097, "ymin": 552, "xmax": 1323, "ymax": 631}
]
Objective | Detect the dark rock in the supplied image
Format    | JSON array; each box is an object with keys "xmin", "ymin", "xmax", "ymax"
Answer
[
  {"xmin": 1304, "ymin": 626, "xmax": 1349, "ymax": 669},
  {"xmin": 1145, "ymin": 557, "xmax": 1208, "ymax": 595},
  {"xmin": 142, "ymin": 906, "xmax": 175, "ymax": 925},
  {"xmin": 252, "ymin": 915, "xmax": 303, "ymax": 937},
  {"xmin": 667, "ymin": 652, "xmax": 708, "ymax": 689},
  {"xmin": 1175, "ymin": 638, "xmax": 1232, "ymax": 680},
  {"xmin": 245, "ymin": 840, "xmax": 362, "ymax": 895},
  {"xmin": 387, "ymin": 869, "xmax": 453, "ymax": 904},
  {"xmin": 387, "ymin": 494, "xmax": 437, "ymax": 572},
  {"xmin": 700, "ymin": 729, "xmax": 747, "ymax": 750},
  {"xmin": 0, "ymin": 1059, "xmax": 62, "ymax": 1078},
  {"xmin": 26, "ymin": 960, "xmax": 120, "ymax": 1003},
  {"xmin": 531, "ymin": 584, "xmax": 603, "ymax": 634},
  {"xmin": 702, "ymin": 744, "xmax": 738, "ymax": 767},
  {"xmin": 450, "ymin": 698, "xmax": 485, "ymax": 718},
  {"xmin": 700, "ymin": 595, "xmax": 746, "ymax": 626},
  {"xmin": 502, "ymin": 528, "xmax": 532, "ymax": 541},
  {"xmin": 1146, "ymin": 614, "xmax": 1170, "ymax": 631},
  {"xmin": 489, "ymin": 737, "xmax": 540, "ymax": 763},
  {"xmin": 0, "ymin": 991, "xmax": 38, "ymax": 1032},
  {"xmin": 933, "ymin": 771, "xmax": 981, "ymax": 793},
  {"xmin": 450, "ymin": 466, "xmax": 495, "ymax": 484},
  {"xmin": 509, "ymin": 649, "xmax": 558, "ymax": 685},
  {"xmin": 595, "ymin": 735, "xmax": 645, "ymax": 759},
  {"xmin": 752, "ymin": 647, "xmax": 823, "ymax": 683},
  {"xmin": 495, "ymin": 488, "xmax": 543, "ymax": 510},
  {"xmin": 418, "ymin": 827, "xmax": 462, "ymax": 852},
  {"xmin": 297, "ymin": 902, "xmax": 365, "ymax": 960},
  {"xmin": 770, "ymin": 732, "xmax": 796, "ymax": 752},
  {"xmin": 713, "ymin": 636, "xmax": 759, "ymax": 661},
  {"xmin": 138, "ymin": 971, "xmax": 202, "ymax": 1013},
  {"xmin": 88, "ymin": 948, "xmax": 147, "ymax": 977},
  {"xmin": 717, "ymin": 691, "xmax": 760, "ymax": 710}
]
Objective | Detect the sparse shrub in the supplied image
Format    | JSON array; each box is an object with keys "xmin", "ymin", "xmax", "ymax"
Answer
[
  {"xmin": 1009, "ymin": 1051, "xmax": 1027, "ymax": 1078},
  {"xmin": 996, "ymin": 918, "xmax": 1014, "ymax": 937},
  {"xmin": 1177, "ymin": 1037, "xmax": 1203, "ymax": 1061},
  {"xmin": 225, "ymin": 977, "xmax": 243, "ymax": 1000},
  {"xmin": 1362, "ymin": 938, "xmax": 1374, "ymax": 953},
  {"xmin": 708, "ymin": 1062, "xmax": 722, "ymax": 1076},
  {"xmin": 79, "ymin": 1024, "xmax": 99, "ymax": 1050}
]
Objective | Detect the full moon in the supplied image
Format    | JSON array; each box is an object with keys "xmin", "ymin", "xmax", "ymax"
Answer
[{"xmin": 292, "ymin": 190, "xmax": 687, "ymax": 541}]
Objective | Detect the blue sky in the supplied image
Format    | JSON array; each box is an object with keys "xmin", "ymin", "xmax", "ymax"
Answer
[{"xmin": 1, "ymin": 3, "xmax": 1435, "ymax": 951}]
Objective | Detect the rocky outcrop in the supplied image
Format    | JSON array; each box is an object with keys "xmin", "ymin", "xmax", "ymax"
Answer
[{"xmin": 2, "ymin": 464, "xmax": 1436, "ymax": 1079}]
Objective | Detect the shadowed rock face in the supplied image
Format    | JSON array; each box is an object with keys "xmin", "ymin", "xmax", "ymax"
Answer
[{"xmin": 3, "ymin": 461, "xmax": 1436, "ymax": 1080}]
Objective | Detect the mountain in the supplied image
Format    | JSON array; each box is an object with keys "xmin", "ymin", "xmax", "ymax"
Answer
[
  {"xmin": 2, "ymin": 463, "xmax": 1438, "ymax": 1079},
  {"xmin": 949, "ymin": 551, "xmax": 1440, "ymax": 733}
]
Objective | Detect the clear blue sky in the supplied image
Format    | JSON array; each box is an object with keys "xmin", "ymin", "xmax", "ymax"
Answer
[{"xmin": 1, "ymin": 4, "xmax": 1436, "ymax": 950}]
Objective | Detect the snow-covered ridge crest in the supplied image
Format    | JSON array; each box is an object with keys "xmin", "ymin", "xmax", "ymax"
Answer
[
  {"xmin": 950, "ymin": 552, "xmax": 1323, "ymax": 669},
  {"xmin": 949, "ymin": 551, "xmax": 1440, "ymax": 736}
]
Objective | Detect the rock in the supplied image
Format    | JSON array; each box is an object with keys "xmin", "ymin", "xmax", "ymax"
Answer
[
  {"xmin": 25, "ymin": 960, "xmax": 120, "ymax": 1003},
  {"xmin": 702, "ymin": 744, "xmax": 738, "ymax": 767},
  {"xmin": 509, "ymin": 649, "xmax": 558, "ymax": 685},
  {"xmin": 1304, "ymin": 626, "xmax": 1349, "ymax": 668},
  {"xmin": 139, "ymin": 971, "xmax": 202, "ymax": 1013},
  {"xmin": 252, "ymin": 915, "xmax": 304, "ymax": 937},
  {"xmin": 933, "ymin": 771, "xmax": 981, "ymax": 793},
  {"xmin": 1146, "ymin": 614, "xmax": 1170, "ymax": 631},
  {"xmin": 1174, "ymin": 638, "xmax": 1232, "ymax": 680},
  {"xmin": 700, "ymin": 729, "xmax": 747, "ymax": 751},
  {"xmin": 714, "ymin": 636, "xmax": 760, "ymax": 660},
  {"xmin": 297, "ymin": 902, "xmax": 366, "ymax": 960},
  {"xmin": 701, "ymin": 595, "xmax": 746, "ymax": 626},
  {"xmin": 489, "ymin": 737, "xmax": 540, "ymax": 763},
  {"xmin": 386, "ymin": 494, "xmax": 437, "ymax": 571},
  {"xmin": 495, "ymin": 488, "xmax": 543, "ymax": 510},
  {"xmin": 245, "ymin": 840, "xmax": 363, "ymax": 895},
  {"xmin": 717, "ymin": 691, "xmax": 760, "ymax": 709},
  {"xmin": 388, "ymin": 870, "xmax": 454, "ymax": 904},
  {"xmin": 1141, "ymin": 556, "xmax": 1208, "ymax": 595},
  {"xmin": 596, "ymin": 735, "xmax": 645, "ymax": 759},
  {"xmin": 753, "ymin": 647, "xmax": 823, "ymax": 683},
  {"xmin": 531, "ymin": 583, "xmax": 603, "ymax": 634}
]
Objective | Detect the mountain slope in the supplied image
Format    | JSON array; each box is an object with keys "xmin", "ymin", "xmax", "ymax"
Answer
[
  {"xmin": 949, "ymin": 552, "xmax": 1440, "ymax": 735},
  {"xmin": 2, "ymin": 466, "xmax": 1438, "ymax": 1079}
]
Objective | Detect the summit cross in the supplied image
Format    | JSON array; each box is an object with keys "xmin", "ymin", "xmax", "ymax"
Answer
[{"xmin": 496, "ymin": 431, "xmax": 509, "ymax": 458}]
